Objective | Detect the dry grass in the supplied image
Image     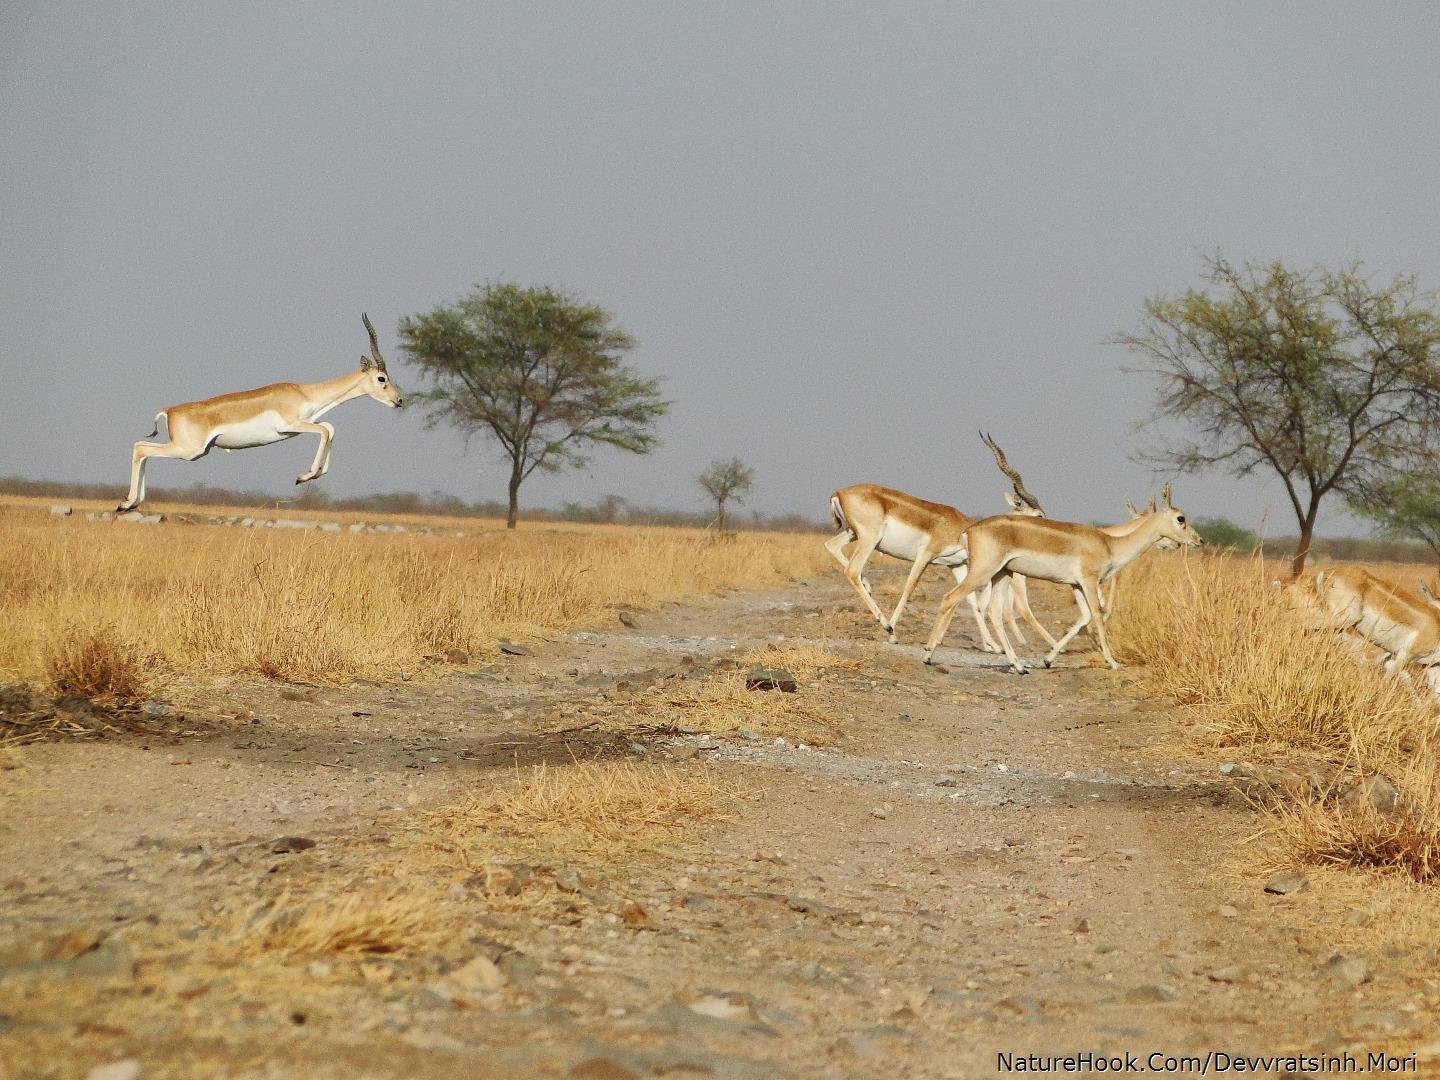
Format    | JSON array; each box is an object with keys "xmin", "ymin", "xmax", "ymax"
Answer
[
  {"xmin": 739, "ymin": 639, "xmax": 865, "ymax": 679},
  {"xmin": 620, "ymin": 670, "xmax": 841, "ymax": 745},
  {"xmin": 1109, "ymin": 551, "xmax": 1430, "ymax": 756},
  {"xmin": 40, "ymin": 620, "xmax": 158, "ymax": 701},
  {"xmin": 0, "ymin": 499, "xmax": 828, "ymax": 689},
  {"xmin": 1110, "ymin": 550, "xmax": 1440, "ymax": 881},
  {"xmin": 229, "ymin": 889, "xmax": 446, "ymax": 956},
  {"xmin": 429, "ymin": 759, "xmax": 735, "ymax": 867}
]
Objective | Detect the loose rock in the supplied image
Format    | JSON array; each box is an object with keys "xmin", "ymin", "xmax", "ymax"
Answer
[
  {"xmin": 746, "ymin": 667, "xmax": 798, "ymax": 693},
  {"xmin": 447, "ymin": 954, "xmax": 507, "ymax": 993},
  {"xmin": 1324, "ymin": 954, "xmax": 1370, "ymax": 988},
  {"xmin": 569, "ymin": 1058, "xmax": 641, "ymax": 1080},
  {"xmin": 270, "ymin": 836, "xmax": 317, "ymax": 854},
  {"xmin": 87, "ymin": 1061, "xmax": 142, "ymax": 1080},
  {"xmin": 1342, "ymin": 775, "xmax": 1401, "ymax": 816},
  {"xmin": 1263, "ymin": 871, "xmax": 1309, "ymax": 895}
]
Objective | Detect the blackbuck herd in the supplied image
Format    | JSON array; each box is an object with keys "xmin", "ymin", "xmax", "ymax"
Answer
[
  {"xmin": 109, "ymin": 315, "xmax": 1436, "ymax": 695},
  {"xmin": 826, "ymin": 435, "xmax": 1203, "ymax": 673}
]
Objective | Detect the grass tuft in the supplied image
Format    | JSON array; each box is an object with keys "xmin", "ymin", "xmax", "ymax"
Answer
[
  {"xmin": 40, "ymin": 620, "xmax": 155, "ymax": 701},
  {"xmin": 230, "ymin": 890, "xmax": 443, "ymax": 956},
  {"xmin": 430, "ymin": 759, "xmax": 734, "ymax": 865}
]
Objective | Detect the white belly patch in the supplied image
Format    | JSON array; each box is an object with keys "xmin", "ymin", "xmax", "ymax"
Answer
[
  {"xmin": 876, "ymin": 519, "xmax": 931, "ymax": 562},
  {"xmin": 212, "ymin": 412, "xmax": 295, "ymax": 450}
]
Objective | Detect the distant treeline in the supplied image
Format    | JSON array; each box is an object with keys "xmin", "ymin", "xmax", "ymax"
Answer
[
  {"xmin": 1191, "ymin": 516, "xmax": 1438, "ymax": 569},
  {"xmin": 0, "ymin": 476, "xmax": 826, "ymax": 533}
]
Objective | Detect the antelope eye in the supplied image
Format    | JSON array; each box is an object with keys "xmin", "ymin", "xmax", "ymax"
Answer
[
  {"xmin": 377, "ymin": 376, "xmax": 386, "ymax": 384},
  {"xmin": 1177, "ymin": 515, "xmax": 1186, "ymax": 525}
]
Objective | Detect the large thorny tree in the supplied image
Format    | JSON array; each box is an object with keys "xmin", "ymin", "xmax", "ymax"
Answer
[
  {"xmin": 1114, "ymin": 255, "xmax": 1440, "ymax": 575},
  {"xmin": 399, "ymin": 284, "xmax": 668, "ymax": 528}
]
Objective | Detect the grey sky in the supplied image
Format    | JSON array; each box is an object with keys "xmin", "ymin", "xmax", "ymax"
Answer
[{"xmin": 3, "ymin": 2, "xmax": 1438, "ymax": 533}]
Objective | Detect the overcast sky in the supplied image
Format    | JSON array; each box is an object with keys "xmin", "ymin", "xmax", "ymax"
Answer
[{"xmin": 3, "ymin": 2, "xmax": 1438, "ymax": 533}]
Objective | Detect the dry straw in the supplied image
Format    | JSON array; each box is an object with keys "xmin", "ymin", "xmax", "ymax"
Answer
[
  {"xmin": 429, "ymin": 758, "xmax": 735, "ymax": 866},
  {"xmin": 229, "ymin": 889, "xmax": 446, "ymax": 956},
  {"xmin": 1110, "ymin": 550, "xmax": 1440, "ymax": 880}
]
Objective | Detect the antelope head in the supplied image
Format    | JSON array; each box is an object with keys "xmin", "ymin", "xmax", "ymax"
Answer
[
  {"xmin": 359, "ymin": 313, "xmax": 404, "ymax": 408},
  {"xmin": 980, "ymin": 432, "xmax": 1044, "ymax": 517},
  {"xmin": 1153, "ymin": 482, "xmax": 1203, "ymax": 549}
]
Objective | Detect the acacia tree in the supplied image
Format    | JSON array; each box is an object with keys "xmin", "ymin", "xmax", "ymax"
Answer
[
  {"xmin": 697, "ymin": 457, "xmax": 754, "ymax": 531},
  {"xmin": 399, "ymin": 284, "xmax": 668, "ymax": 528},
  {"xmin": 1113, "ymin": 255, "xmax": 1440, "ymax": 575}
]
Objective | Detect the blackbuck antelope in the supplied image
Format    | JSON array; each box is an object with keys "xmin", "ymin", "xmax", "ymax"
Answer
[
  {"xmin": 922, "ymin": 483, "xmax": 1202, "ymax": 673},
  {"xmin": 117, "ymin": 315, "xmax": 403, "ymax": 512},
  {"xmin": 825, "ymin": 434, "xmax": 1056, "ymax": 651},
  {"xmin": 1312, "ymin": 567, "xmax": 1440, "ymax": 682}
]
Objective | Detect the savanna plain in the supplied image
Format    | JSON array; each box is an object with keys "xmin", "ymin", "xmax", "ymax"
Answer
[{"xmin": 6, "ymin": 495, "xmax": 1440, "ymax": 1079}]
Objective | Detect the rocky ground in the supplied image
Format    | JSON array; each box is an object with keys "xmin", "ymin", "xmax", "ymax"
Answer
[{"xmin": 4, "ymin": 568, "xmax": 1440, "ymax": 1079}]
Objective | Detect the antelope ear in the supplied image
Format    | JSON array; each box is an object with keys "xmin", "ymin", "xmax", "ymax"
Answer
[
  {"xmin": 1161, "ymin": 482, "xmax": 1174, "ymax": 508},
  {"xmin": 1146, "ymin": 496, "xmax": 1157, "ymax": 513},
  {"xmin": 1003, "ymin": 492, "xmax": 1020, "ymax": 510},
  {"xmin": 360, "ymin": 354, "xmax": 373, "ymax": 371}
]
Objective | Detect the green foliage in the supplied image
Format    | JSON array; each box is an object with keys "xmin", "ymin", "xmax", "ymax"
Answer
[
  {"xmin": 398, "ymin": 283, "xmax": 668, "ymax": 525},
  {"xmin": 1114, "ymin": 253, "xmax": 1440, "ymax": 572},
  {"xmin": 1193, "ymin": 516, "xmax": 1258, "ymax": 551},
  {"xmin": 1353, "ymin": 474, "xmax": 1440, "ymax": 563}
]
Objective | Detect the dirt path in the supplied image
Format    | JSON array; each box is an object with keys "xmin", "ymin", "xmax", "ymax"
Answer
[{"xmin": 2, "ymin": 569, "xmax": 1434, "ymax": 1078}]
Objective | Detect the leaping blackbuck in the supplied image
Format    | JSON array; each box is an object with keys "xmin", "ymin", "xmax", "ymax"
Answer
[
  {"xmin": 117, "ymin": 314, "xmax": 403, "ymax": 512},
  {"xmin": 825, "ymin": 434, "xmax": 1055, "ymax": 651},
  {"xmin": 1313, "ymin": 567, "xmax": 1440, "ymax": 680},
  {"xmin": 922, "ymin": 483, "xmax": 1203, "ymax": 673}
]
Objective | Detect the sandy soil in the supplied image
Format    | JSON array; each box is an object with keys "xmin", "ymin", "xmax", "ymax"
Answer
[{"xmin": 3, "ymin": 567, "xmax": 1438, "ymax": 1079}]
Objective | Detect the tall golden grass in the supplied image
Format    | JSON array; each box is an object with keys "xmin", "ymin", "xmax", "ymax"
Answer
[
  {"xmin": 1109, "ymin": 551, "xmax": 1440, "ymax": 880},
  {"xmin": 0, "ymin": 501, "xmax": 827, "ymax": 691}
]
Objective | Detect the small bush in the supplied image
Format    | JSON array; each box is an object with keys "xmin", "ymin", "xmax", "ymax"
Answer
[{"xmin": 41, "ymin": 622, "xmax": 152, "ymax": 701}]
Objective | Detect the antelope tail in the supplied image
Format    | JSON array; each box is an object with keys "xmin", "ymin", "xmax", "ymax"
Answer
[
  {"xmin": 146, "ymin": 410, "xmax": 167, "ymax": 439},
  {"xmin": 830, "ymin": 494, "xmax": 850, "ymax": 535}
]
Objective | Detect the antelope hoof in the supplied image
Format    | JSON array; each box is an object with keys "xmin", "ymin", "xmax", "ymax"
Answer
[
  {"xmin": 116, "ymin": 503, "xmax": 135, "ymax": 513},
  {"xmin": 922, "ymin": 651, "xmax": 937, "ymax": 666},
  {"xmin": 296, "ymin": 474, "xmax": 314, "ymax": 485},
  {"xmin": 1011, "ymin": 663, "xmax": 1031, "ymax": 675}
]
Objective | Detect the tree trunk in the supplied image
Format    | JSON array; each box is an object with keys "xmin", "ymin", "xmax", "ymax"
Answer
[
  {"xmin": 1290, "ymin": 503, "xmax": 1320, "ymax": 577},
  {"xmin": 716, "ymin": 499, "xmax": 727, "ymax": 532},
  {"xmin": 506, "ymin": 471, "xmax": 521, "ymax": 530}
]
